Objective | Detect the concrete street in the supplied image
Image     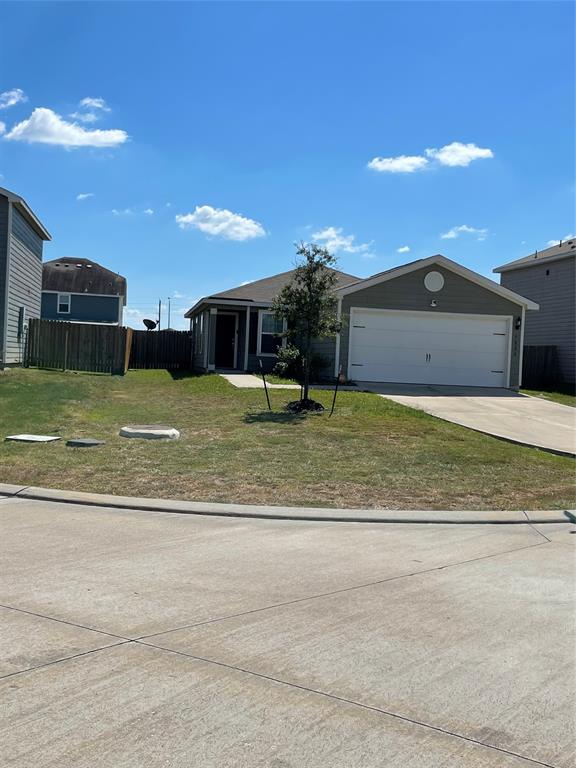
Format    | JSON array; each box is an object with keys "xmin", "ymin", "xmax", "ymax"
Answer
[{"xmin": 1, "ymin": 495, "xmax": 574, "ymax": 767}]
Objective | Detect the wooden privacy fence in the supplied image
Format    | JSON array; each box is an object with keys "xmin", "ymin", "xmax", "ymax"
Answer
[
  {"xmin": 128, "ymin": 329, "xmax": 194, "ymax": 370},
  {"xmin": 522, "ymin": 345, "xmax": 562, "ymax": 388},
  {"xmin": 25, "ymin": 320, "xmax": 194, "ymax": 374},
  {"xmin": 26, "ymin": 319, "xmax": 131, "ymax": 374}
]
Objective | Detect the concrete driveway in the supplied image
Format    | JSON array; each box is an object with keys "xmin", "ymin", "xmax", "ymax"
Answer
[
  {"xmin": 358, "ymin": 383, "xmax": 576, "ymax": 456},
  {"xmin": 1, "ymin": 495, "xmax": 574, "ymax": 767}
]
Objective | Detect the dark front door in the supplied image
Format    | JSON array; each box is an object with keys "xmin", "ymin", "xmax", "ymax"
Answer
[{"xmin": 215, "ymin": 313, "xmax": 237, "ymax": 368}]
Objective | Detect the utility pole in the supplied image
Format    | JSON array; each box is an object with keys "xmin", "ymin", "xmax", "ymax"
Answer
[
  {"xmin": 158, "ymin": 299, "xmax": 162, "ymax": 331},
  {"xmin": 167, "ymin": 297, "xmax": 171, "ymax": 330}
]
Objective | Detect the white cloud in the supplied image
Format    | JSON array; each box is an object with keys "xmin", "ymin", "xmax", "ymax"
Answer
[
  {"xmin": 76, "ymin": 192, "xmax": 94, "ymax": 201},
  {"xmin": 79, "ymin": 97, "xmax": 110, "ymax": 112},
  {"xmin": 143, "ymin": 208, "xmax": 154, "ymax": 215},
  {"xmin": 112, "ymin": 208, "xmax": 134, "ymax": 216},
  {"xmin": 0, "ymin": 88, "xmax": 27, "ymax": 110},
  {"xmin": 368, "ymin": 155, "xmax": 428, "ymax": 173},
  {"xmin": 425, "ymin": 142, "xmax": 494, "ymax": 167},
  {"xmin": 312, "ymin": 226, "xmax": 373, "ymax": 255},
  {"xmin": 369, "ymin": 141, "xmax": 494, "ymax": 174},
  {"xmin": 3, "ymin": 107, "xmax": 128, "ymax": 148},
  {"xmin": 175, "ymin": 205, "xmax": 266, "ymax": 241},
  {"xmin": 547, "ymin": 234, "xmax": 575, "ymax": 247},
  {"xmin": 0, "ymin": 121, "xmax": 5, "ymax": 136},
  {"xmin": 397, "ymin": 245, "xmax": 410, "ymax": 253},
  {"xmin": 70, "ymin": 97, "xmax": 111, "ymax": 124},
  {"xmin": 441, "ymin": 224, "xmax": 489, "ymax": 241}
]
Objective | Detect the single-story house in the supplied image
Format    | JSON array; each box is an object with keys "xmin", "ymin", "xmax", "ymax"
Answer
[
  {"xmin": 0, "ymin": 186, "xmax": 51, "ymax": 368},
  {"xmin": 494, "ymin": 240, "xmax": 575, "ymax": 385},
  {"xmin": 185, "ymin": 254, "xmax": 539, "ymax": 388},
  {"xmin": 41, "ymin": 258, "xmax": 127, "ymax": 325}
]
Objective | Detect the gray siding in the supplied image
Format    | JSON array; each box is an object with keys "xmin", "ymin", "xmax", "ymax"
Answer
[
  {"xmin": 4, "ymin": 207, "xmax": 43, "ymax": 364},
  {"xmin": 41, "ymin": 292, "xmax": 121, "ymax": 324},
  {"xmin": 339, "ymin": 265, "xmax": 524, "ymax": 387},
  {"xmin": 0, "ymin": 196, "xmax": 8, "ymax": 361},
  {"xmin": 500, "ymin": 258, "xmax": 575, "ymax": 384}
]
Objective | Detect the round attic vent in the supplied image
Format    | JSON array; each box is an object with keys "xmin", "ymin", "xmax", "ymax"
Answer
[{"xmin": 424, "ymin": 270, "xmax": 444, "ymax": 292}]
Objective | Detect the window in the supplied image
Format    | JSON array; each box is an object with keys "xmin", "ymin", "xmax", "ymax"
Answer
[
  {"xmin": 258, "ymin": 311, "xmax": 285, "ymax": 356},
  {"xmin": 57, "ymin": 293, "xmax": 71, "ymax": 314}
]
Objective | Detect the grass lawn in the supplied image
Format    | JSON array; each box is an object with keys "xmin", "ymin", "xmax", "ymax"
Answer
[
  {"xmin": 0, "ymin": 368, "xmax": 574, "ymax": 510},
  {"xmin": 522, "ymin": 389, "xmax": 576, "ymax": 408}
]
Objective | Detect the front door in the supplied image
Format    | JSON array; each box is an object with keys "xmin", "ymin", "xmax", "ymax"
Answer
[{"xmin": 215, "ymin": 313, "xmax": 237, "ymax": 368}]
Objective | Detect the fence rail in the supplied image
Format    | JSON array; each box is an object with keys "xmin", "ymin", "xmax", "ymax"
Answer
[{"xmin": 25, "ymin": 319, "xmax": 130, "ymax": 374}]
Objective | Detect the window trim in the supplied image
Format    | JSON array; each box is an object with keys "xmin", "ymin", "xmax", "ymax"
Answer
[
  {"xmin": 257, "ymin": 310, "xmax": 286, "ymax": 357},
  {"xmin": 57, "ymin": 293, "xmax": 71, "ymax": 314}
]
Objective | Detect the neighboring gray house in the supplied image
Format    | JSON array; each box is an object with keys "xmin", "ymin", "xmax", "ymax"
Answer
[
  {"xmin": 494, "ymin": 239, "xmax": 576, "ymax": 385},
  {"xmin": 0, "ymin": 186, "xmax": 51, "ymax": 368},
  {"xmin": 41, "ymin": 258, "xmax": 127, "ymax": 325},
  {"xmin": 185, "ymin": 254, "xmax": 538, "ymax": 388}
]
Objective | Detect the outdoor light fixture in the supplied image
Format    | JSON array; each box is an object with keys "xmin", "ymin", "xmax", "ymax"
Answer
[{"xmin": 515, "ymin": 317, "xmax": 522, "ymax": 330}]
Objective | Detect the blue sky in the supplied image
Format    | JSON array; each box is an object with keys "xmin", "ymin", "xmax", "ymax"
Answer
[{"xmin": 0, "ymin": 1, "xmax": 574, "ymax": 329}]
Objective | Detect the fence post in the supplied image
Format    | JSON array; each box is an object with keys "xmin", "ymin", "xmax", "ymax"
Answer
[{"xmin": 123, "ymin": 328, "xmax": 133, "ymax": 373}]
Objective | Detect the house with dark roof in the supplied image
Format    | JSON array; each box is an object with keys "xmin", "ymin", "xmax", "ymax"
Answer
[
  {"xmin": 185, "ymin": 255, "xmax": 538, "ymax": 388},
  {"xmin": 0, "ymin": 186, "xmax": 51, "ymax": 367},
  {"xmin": 41, "ymin": 258, "xmax": 127, "ymax": 325},
  {"xmin": 494, "ymin": 239, "xmax": 575, "ymax": 385}
]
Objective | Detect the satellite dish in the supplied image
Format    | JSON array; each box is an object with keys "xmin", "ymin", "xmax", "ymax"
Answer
[{"xmin": 143, "ymin": 318, "xmax": 158, "ymax": 330}]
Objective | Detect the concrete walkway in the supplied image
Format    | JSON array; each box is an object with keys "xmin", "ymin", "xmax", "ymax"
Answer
[
  {"xmin": 358, "ymin": 383, "xmax": 576, "ymax": 456},
  {"xmin": 219, "ymin": 372, "xmax": 300, "ymax": 389},
  {"xmin": 1, "ymin": 495, "xmax": 574, "ymax": 767}
]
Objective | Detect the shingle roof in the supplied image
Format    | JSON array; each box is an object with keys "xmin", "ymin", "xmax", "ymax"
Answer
[
  {"xmin": 43, "ymin": 258, "xmax": 127, "ymax": 302},
  {"xmin": 187, "ymin": 267, "xmax": 360, "ymax": 315},
  {"xmin": 494, "ymin": 239, "xmax": 576, "ymax": 273}
]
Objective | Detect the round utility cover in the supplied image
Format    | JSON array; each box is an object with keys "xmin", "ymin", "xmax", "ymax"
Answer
[
  {"xmin": 424, "ymin": 270, "xmax": 445, "ymax": 292},
  {"xmin": 119, "ymin": 425, "xmax": 180, "ymax": 440}
]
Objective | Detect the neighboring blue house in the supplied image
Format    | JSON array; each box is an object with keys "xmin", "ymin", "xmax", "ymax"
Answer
[
  {"xmin": 41, "ymin": 258, "xmax": 127, "ymax": 325},
  {"xmin": 0, "ymin": 186, "xmax": 51, "ymax": 367}
]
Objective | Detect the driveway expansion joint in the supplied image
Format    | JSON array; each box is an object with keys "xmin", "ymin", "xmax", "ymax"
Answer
[
  {"xmin": 135, "ymin": 538, "xmax": 549, "ymax": 643},
  {"xmin": 134, "ymin": 640, "xmax": 556, "ymax": 768}
]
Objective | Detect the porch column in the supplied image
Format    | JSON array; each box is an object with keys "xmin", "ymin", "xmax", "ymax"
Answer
[
  {"xmin": 244, "ymin": 306, "xmax": 250, "ymax": 371},
  {"xmin": 207, "ymin": 308, "xmax": 217, "ymax": 371}
]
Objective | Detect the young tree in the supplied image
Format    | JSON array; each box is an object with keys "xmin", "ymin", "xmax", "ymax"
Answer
[{"xmin": 272, "ymin": 242, "xmax": 341, "ymax": 406}]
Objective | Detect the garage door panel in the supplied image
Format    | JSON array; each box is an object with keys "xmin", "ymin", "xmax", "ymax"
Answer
[{"xmin": 348, "ymin": 310, "xmax": 510, "ymax": 387}]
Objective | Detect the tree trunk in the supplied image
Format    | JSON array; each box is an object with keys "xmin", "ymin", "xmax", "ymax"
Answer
[{"xmin": 303, "ymin": 331, "xmax": 311, "ymax": 401}]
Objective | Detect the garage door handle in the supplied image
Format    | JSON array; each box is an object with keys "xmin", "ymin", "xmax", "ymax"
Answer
[{"xmin": 351, "ymin": 363, "xmax": 363, "ymax": 366}]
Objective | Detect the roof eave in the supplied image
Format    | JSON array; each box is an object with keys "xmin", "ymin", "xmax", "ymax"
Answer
[{"xmin": 494, "ymin": 250, "xmax": 575, "ymax": 273}]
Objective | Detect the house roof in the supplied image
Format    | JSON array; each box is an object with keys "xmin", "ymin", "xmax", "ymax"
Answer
[
  {"xmin": 0, "ymin": 185, "xmax": 51, "ymax": 240},
  {"xmin": 494, "ymin": 239, "xmax": 576, "ymax": 273},
  {"xmin": 43, "ymin": 258, "xmax": 127, "ymax": 303},
  {"xmin": 185, "ymin": 267, "xmax": 360, "ymax": 316},
  {"xmin": 336, "ymin": 254, "xmax": 539, "ymax": 309}
]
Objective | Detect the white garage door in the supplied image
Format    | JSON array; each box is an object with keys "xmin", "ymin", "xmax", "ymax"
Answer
[{"xmin": 348, "ymin": 309, "xmax": 511, "ymax": 387}]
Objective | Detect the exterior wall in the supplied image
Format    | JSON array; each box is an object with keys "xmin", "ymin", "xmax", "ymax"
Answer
[
  {"xmin": 41, "ymin": 292, "xmax": 122, "ymax": 324},
  {"xmin": 4, "ymin": 207, "xmax": 44, "ymax": 365},
  {"xmin": 339, "ymin": 265, "xmax": 524, "ymax": 387},
  {"xmin": 500, "ymin": 258, "xmax": 575, "ymax": 384},
  {"xmin": 0, "ymin": 196, "xmax": 9, "ymax": 363}
]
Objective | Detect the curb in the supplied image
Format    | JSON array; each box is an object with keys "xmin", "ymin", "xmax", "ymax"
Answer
[{"xmin": 0, "ymin": 484, "xmax": 573, "ymax": 525}]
